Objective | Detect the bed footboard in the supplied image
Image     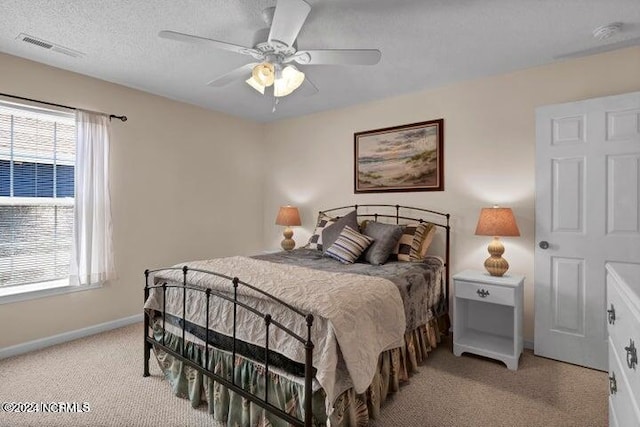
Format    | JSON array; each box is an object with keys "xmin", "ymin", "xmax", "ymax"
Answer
[{"xmin": 142, "ymin": 266, "xmax": 315, "ymax": 427}]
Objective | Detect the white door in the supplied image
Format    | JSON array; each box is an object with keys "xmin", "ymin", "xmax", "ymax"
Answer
[{"xmin": 535, "ymin": 91, "xmax": 640, "ymax": 370}]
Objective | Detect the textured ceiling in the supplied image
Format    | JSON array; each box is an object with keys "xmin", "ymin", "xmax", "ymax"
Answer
[{"xmin": 0, "ymin": 0, "xmax": 639, "ymax": 122}]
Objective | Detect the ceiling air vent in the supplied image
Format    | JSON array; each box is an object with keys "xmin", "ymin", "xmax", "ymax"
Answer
[{"xmin": 16, "ymin": 33, "xmax": 85, "ymax": 58}]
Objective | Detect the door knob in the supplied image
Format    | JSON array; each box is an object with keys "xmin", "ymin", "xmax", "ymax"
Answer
[{"xmin": 539, "ymin": 241, "xmax": 549, "ymax": 250}]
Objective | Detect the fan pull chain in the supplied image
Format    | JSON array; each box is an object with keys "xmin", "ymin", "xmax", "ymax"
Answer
[{"xmin": 272, "ymin": 97, "xmax": 279, "ymax": 113}]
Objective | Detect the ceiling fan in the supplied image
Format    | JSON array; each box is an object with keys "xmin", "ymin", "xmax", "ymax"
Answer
[{"xmin": 159, "ymin": 0, "xmax": 381, "ymax": 103}]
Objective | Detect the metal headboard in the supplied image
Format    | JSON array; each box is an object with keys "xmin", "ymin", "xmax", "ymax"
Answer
[{"xmin": 319, "ymin": 204, "xmax": 451, "ymax": 314}]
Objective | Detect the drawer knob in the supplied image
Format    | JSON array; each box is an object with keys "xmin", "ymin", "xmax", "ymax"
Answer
[
  {"xmin": 609, "ymin": 372, "xmax": 617, "ymax": 395},
  {"xmin": 476, "ymin": 289, "xmax": 490, "ymax": 298},
  {"xmin": 625, "ymin": 339, "xmax": 638, "ymax": 370},
  {"xmin": 607, "ymin": 304, "xmax": 616, "ymax": 325},
  {"xmin": 539, "ymin": 241, "xmax": 549, "ymax": 250}
]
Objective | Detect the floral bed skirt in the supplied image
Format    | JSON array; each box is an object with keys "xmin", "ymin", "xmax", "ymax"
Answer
[{"xmin": 151, "ymin": 316, "xmax": 442, "ymax": 426}]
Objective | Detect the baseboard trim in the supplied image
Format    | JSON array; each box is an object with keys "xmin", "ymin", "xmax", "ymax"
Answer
[{"xmin": 0, "ymin": 314, "xmax": 143, "ymax": 360}]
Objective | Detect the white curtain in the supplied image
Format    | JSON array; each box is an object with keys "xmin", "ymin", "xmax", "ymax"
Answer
[{"xmin": 70, "ymin": 110, "xmax": 116, "ymax": 286}]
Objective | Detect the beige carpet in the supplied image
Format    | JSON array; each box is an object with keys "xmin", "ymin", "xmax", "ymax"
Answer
[{"xmin": 0, "ymin": 323, "xmax": 606, "ymax": 427}]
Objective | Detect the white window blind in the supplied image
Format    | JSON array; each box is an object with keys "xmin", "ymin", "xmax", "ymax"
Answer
[{"xmin": 0, "ymin": 101, "xmax": 75, "ymax": 288}]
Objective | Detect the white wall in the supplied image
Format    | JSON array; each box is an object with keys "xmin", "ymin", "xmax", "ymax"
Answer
[
  {"xmin": 262, "ymin": 46, "xmax": 640, "ymax": 342},
  {"xmin": 0, "ymin": 53, "xmax": 265, "ymax": 348},
  {"xmin": 2, "ymin": 46, "xmax": 639, "ymax": 349}
]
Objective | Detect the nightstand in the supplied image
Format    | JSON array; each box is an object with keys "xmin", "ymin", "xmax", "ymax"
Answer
[{"xmin": 453, "ymin": 269, "xmax": 525, "ymax": 370}]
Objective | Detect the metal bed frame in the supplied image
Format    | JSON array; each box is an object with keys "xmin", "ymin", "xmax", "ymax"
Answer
[{"xmin": 143, "ymin": 204, "xmax": 451, "ymax": 427}]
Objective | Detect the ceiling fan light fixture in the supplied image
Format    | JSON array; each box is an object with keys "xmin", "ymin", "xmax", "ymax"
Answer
[
  {"xmin": 252, "ymin": 62, "xmax": 275, "ymax": 86},
  {"xmin": 274, "ymin": 65, "xmax": 305, "ymax": 97},
  {"xmin": 245, "ymin": 76, "xmax": 266, "ymax": 94}
]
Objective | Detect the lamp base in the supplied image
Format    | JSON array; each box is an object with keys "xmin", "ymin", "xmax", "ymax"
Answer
[
  {"xmin": 281, "ymin": 227, "xmax": 295, "ymax": 251},
  {"xmin": 484, "ymin": 256, "xmax": 509, "ymax": 277},
  {"xmin": 484, "ymin": 236, "xmax": 509, "ymax": 277}
]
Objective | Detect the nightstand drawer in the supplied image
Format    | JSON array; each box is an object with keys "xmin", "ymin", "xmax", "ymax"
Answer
[{"xmin": 455, "ymin": 280, "xmax": 514, "ymax": 306}]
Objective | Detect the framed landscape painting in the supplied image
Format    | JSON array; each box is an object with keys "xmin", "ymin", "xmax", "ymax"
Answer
[{"xmin": 354, "ymin": 119, "xmax": 444, "ymax": 193}]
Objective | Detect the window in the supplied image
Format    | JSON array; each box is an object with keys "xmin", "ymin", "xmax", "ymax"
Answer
[{"xmin": 0, "ymin": 101, "xmax": 75, "ymax": 291}]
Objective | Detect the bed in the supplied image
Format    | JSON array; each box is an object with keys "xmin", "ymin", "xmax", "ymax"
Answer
[{"xmin": 143, "ymin": 204, "xmax": 450, "ymax": 427}]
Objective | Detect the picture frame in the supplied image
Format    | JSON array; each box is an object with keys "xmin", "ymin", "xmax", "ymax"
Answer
[{"xmin": 354, "ymin": 119, "xmax": 444, "ymax": 193}]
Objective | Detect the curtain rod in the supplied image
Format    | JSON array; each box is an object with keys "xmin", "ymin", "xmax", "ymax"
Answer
[{"xmin": 0, "ymin": 92, "xmax": 127, "ymax": 122}]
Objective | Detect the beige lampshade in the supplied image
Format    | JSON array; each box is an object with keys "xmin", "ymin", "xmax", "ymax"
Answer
[
  {"xmin": 475, "ymin": 207, "xmax": 520, "ymax": 237},
  {"xmin": 275, "ymin": 206, "xmax": 302, "ymax": 226}
]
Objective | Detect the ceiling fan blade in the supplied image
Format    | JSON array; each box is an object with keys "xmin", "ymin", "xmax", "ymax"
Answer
[
  {"xmin": 268, "ymin": 0, "xmax": 311, "ymax": 47},
  {"xmin": 207, "ymin": 63, "xmax": 258, "ymax": 87},
  {"xmin": 554, "ymin": 36, "xmax": 640, "ymax": 60},
  {"xmin": 293, "ymin": 49, "xmax": 381, "ymax": 66},
  {"xmin": 298, "ymin": 76, "xmax": 318, "ymax": 97},
  {"xmin": 159, "ymin": 30, "xmax": 261, "ymax": 58}
]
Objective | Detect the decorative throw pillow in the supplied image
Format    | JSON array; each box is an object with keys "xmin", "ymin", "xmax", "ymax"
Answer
[
  {"xmin": 417, "ymin": 222, "xmax": 436, "ymax": 259},
  {"xmin": 325, "ymin": 226, "xmax": 374, "ymax": 264},
  {"xmin": 362, "ymin": 221, "xmax": 404, "ymax": 265},
  {"xmin": 307, "ymin": 213, "xmax": 336, "ymax": 251},
  {"xmin": 393, "ymin": 222, "xmax": 436, "ymax": 261},
  {"xmin": 322, "ymin": 210, "xmax": 359, "ymax": 254}
]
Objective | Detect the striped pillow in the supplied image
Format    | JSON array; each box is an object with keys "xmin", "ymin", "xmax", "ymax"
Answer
[
  {"xmin": 307, "ymin": 213, "xmax": 336, "ymax": 250},
  {"xmin": 325, "ymin": 226, "xmax": 374, "ymax": 264},
  {"xmin": 394, "ymin": 222, "xmax": 436, "ymax": 261},
  {"xmin": 416, "ymin": 222, "xmax": 436, "ymax": 259},
  {"xmin": 321, "ymin": 210, "xmax": 359, "ymax": 255}
]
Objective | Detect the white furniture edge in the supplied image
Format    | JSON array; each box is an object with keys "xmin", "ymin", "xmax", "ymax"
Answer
[
  {"xmin": 450, "ymin": 328, "xmax": 533, "ymax": 349},
  {"xmin": 606, "ymin": 262, "xmax": 640, "ymax": 320},
  {"xmin": 0, "ymin": 313, "xmax": 143, "ymax": 360},
  {"xmin": 606, "ymin": 261, "xmax": 640, "ymax": 425}
]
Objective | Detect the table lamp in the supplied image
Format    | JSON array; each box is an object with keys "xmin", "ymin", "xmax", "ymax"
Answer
[
  {"xmin": 275, "ymin": 206, "xmax": 302, "ymax": 251},
  {"xmin": 475, "ymin": 206, "xmax": 520, "ymax": 277}
]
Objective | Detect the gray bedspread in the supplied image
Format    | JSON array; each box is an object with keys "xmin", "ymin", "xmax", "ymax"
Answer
[{"xmin": 253, "ymin": 248, "xmax": 444, "ymax": 331}]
